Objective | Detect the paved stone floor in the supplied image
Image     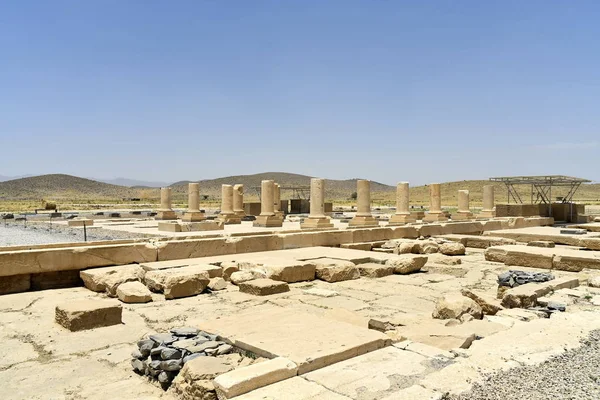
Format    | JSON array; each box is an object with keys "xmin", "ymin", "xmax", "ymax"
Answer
[{"xmin": 2, "ymin": 247, "xmax": 600, "ymax": 399}]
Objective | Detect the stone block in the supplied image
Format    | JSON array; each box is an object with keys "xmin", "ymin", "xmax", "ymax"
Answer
[
  {"xmin": 460, "ymin": 289, "xmax": 503, "ymax": 315},
  {"xmin": 385, "ymin": 254, "xmax": 428, "ymax": 274},
  {"xmin": 553, "ymin": 254, "xmax": 596, "ymax": 272},
  {"xmin": 68, "ymin": 219, "xmax": 94, "ymax": 227},
  {"xmin": 116, "ymin": 281, "xmax": 152, "ymax": 303},
  {"xmin": 55, "ymin": 300, "xmax": 122, "ymax": 331},
  {"xmin": 357, "ymin": 263, "xmax": 395, "ymax": 278},
  {"xmin": 155, "ymin": 238, "xmax": 237, "ymax": 261},
  {"xmin": 439, "ymin": 242, "xmax": 466, "ymax": 255},
  {"xmin": 432, "ymin": 295, "xmax": 482, "ymax": 320},
  {"xmin": 253, "ymin": 215, "xmax": 283, "ymax": 228},
  {"xmin": 0, "ymin": 274, "xmax": 31, "ymax": 294},
  {"xmin": 162, "ymin": 270, "xmax": 210, "ymax": 299},
  {"xmin": 80, "ymin": 264, "xmax": 145, "ymax": 296},
  {"xmin": 214, "ymin": 357, "xmax": 298, "ymax": 399},
  {"xmin": 528, "ymin": 240, "xmax": 555, "ymax": 248},
  {"xmin": 238, "ymin": 278, "xmax": 290, "ymax": 296},
  {"xmin": 313, "ymin": 258, "xmax": 360, "ymax": 282}
]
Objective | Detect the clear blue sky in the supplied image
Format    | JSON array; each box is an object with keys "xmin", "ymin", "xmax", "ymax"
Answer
[{"xmin": 1, "ymin": 1, "xmax": 599, "ymax": 185}]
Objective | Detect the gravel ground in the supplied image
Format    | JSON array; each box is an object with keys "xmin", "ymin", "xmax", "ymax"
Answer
[
  {"xmin": 0, "ymin": 221, "xmax": 149, "ymax": 246},
  {"xmin": 453, "ymin": 329, "xmax": 600, "ymax": 400}
]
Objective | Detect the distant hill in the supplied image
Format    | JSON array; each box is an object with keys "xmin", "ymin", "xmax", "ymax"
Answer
[
  {"xmin": 0, "ymin": 174, "xmax": 139, "ymax": 200},
  {"xmin": 94, "ymin": 177, "xmax": 170, "ymax": 188},
  {"xmin": 171, "ymin": 172, "xmax": 395, "ymax": 200}
]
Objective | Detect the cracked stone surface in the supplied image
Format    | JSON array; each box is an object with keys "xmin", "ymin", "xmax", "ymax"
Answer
[{"xmin": 2, "ymin": 246, "xmax": 600, "ymax": 399}]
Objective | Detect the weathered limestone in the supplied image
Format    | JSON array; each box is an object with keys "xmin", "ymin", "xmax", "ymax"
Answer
[
  {"xmin": 254, "ymin": 180, "xmax": 283, "ymax": 227},
  {"xmin": 439, "ymin": 242, "xmax": 466, "ymax": 255},
  {"xmin": 158, "ymin": 220, "xmax": 224, "ymax": 232},
  {"xmin": 357, "ymin": 263, "xmax": 395, "ymax": 278},
  {"xmin": 453, "ymin": 190, "xmax": 474, "ymax": 220},
  {"xmin": 461, "ymin": 289, "xmax": 503, "ymax": 315},
  {"xmin": 348, "ymin": 180, "xmax": 378, "ymax": 227},
  {"xmin": 432, "ymin": 295, "xmax": 483, "ymax": 320},
  {"xmin": 238, "ymin": 278, "xmax": 290, "ymax": 296},
  {"xmin": 233, "ymin": 258, "xmax": 316, "ymax": 283},
  {"xmin": 273, "ymin": 183, "xmax": 283, "ymax": 220},
  {"xmin": 55, "ymin": 299, "xmax": 122, "ymax": 331},
  {"xmin": 313, "ymin": 258, "xmax": 360, "ymax": 282},
  {"xmin": 424, "ymin": 183, "xmax": 448, "ymax": 222},
  {"xmin": 385, "ymin": 254, "xmax": 428, "ymax": 274},
  {"xmin": 501, "ymin": 277, "xmax": 580, "ymax": 308},
  {"xmin": 182, "ymin": 183, "xmax": 206, "ymax": 222},
  {"xmin": 144, "ymin": 265, "xmax": 217, "ymax": 293},
  {"xmin": 218, "ymin": 185, "xmax": 241, "ymax": 224},
  {"xmin": 163, "ymin": 270, "xmax": 210, "ymax": 299},
  {"xmin": 478, "ymin": 185, "xmax": 496, "ymax": 218},
  {"xmin": 233, "ymin": 184, "xmax": 246, "ymax": 217},
  {"xmin": 389, "ymin": 182, "xmax": 416, "ymax": 225},
  {"xmin": 80, "ymin": 264, "xmax": 145, "ymax": 296},
  {"xmin": 68, "ymin": 218, "xmax": 94, "ymax": 227},
  {"xmin": 214, "ymin": 357, "xmax": 298, "ymax": 399},
  {"xmin": 116, "ymin": 281, "xmax": 152, "ymax": 303},
  {"xmin": 301, "ymin": 178, "xmax": 334, "ymax": 229},
  {"xmin": 156, "ymin": 187, "xmax": 177, "ymax": 220}
]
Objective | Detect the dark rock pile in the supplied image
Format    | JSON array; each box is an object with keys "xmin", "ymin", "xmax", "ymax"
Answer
[
  {"xmin": 497, "ymin": 270, "xmax": 554, "ymax": 288},
  {"xmin": 131, "ymin": 327, "xmax": 233, "ymax": 387}
]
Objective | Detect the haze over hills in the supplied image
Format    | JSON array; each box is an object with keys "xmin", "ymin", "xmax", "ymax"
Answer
[{"xmin": 0, "ymin": 173, "xmax": 599, "ymax": 206}]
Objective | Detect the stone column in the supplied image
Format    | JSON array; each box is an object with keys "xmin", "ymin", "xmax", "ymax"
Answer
[
  {"xmin": 479, "ymin": 185, "xmax": 496, "ymax": 218},
  {"xmin": 389, "ymin": 182, "xmax": 416, "ymax": 225},
  {"xmin": 349, "ymin": 180, "xmax": 378, "ymax": 227},
  {"xmin": 233, "ymin": 184, "xmax": 245, "ymax": 217},
  {"xmin": 156, "ymin": 187, "xmax": 177, "ymax": 220},
  {"xmin": 453, "ymin": 190, "xmax": 474, "ymax": 220},
  {"xmin": 424, "ymin": 183, "xmax": 448, "ymax": 222},
  {"xmin": 218, "ymin": 185, "xmax": 241, "ymax": 224},
  {"xmin": 254, "ymin": 180, "xmax": 282, "ymax": 227},
  {"xmin": 301, "ymin": 178, "xmax": 334, "ymax": 229},
  {"xmin": 182, "ymin": 183, "xmax": 206, "ymax": 222},
  {"xmin": 273, "ymin": 183, "xmax": 283, "ymax": 219}
]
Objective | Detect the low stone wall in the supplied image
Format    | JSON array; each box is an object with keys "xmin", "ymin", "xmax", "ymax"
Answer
[{"xmin": 0, "ymin": 217, "xmax": 554, "ymax": 295}]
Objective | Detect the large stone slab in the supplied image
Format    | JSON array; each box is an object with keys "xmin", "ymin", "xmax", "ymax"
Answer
[
  {"xmin": 214, "ymin": 357, "xmax": 298, "ymax": 399},
  {"xmin": 79, "ymin": 264, "xmax": 145, "ymax": 296},
  {"xmin": 55, "ymin": 300, "xmax": 122, "ymax": 331},
  {"xmin": 501, "ymin": 277, "xmax": 580, "ymax": 308},
  {"xmin": 238, "ymin": 279, "xmax": 290, "ymax": 296},
  {"xmin": 198, "ymin": 308, "xmax": 390, "ymax": 374},
  {"xmin": 485, "ymin": 245, "xmax": 600, "ymax": 271},
  {"xmin": 144, "ymin": 265, "xmax": 213, "ymax": 292},
  {"xmin": 233, "ymin": 257, "xmax": 316, "ymax": 283},
  {"xmin": 313, "ymin": 258, "xmax": 360, "ymax": 282},
  {"xmin": 302, "ymin": 346, "xmax": 429, "ymax": 399},
  {"xmin": 233, "ymin": 376, "xmax": 349, "ymax": 400}
]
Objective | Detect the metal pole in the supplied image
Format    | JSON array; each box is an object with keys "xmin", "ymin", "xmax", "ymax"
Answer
[{"xmin": 83, "ymin": 222, "xmax": 87, "ymax": 242}]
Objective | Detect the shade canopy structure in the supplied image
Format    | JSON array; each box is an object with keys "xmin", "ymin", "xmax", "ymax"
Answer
[{"xmin": 489, "ymin": 175, "xmax": 591, "ymax": 218}]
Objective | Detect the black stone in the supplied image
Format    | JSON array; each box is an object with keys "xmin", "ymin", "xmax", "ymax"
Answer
[
  {"xmin": 161, "ymin": 359, "xmax": 183, "ymax": 372},
  {"xmin": 161, "ymin": 348, "xmax": 183, "ymax": 360},
  {"xmin": 170, "ymin": 327, "xmax": 200, "ymax": 337}
]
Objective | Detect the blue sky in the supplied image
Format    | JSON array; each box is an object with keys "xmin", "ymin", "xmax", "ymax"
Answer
[{"xmin": 1, "ymin": 1, "xmax": 599, "ymax": 185}]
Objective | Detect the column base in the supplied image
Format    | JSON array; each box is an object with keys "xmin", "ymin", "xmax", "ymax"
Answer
[
  {"xmin": 423, "ymin": 212, "xmax": 449, "ymax": 222},
  {"xmin": 300, "ymin": 217, "xmax": 334, "ymax": 230},
  {"xmin": 234, "ymin": 210, "xmax": 246, "ymax": 218},
  {"xmin": 253, "ymin": 215, "xmax": 283, "ymax": 228},
  {"xmin": 155, "ymin": 210, "xmax": 177, "ymax": 220},
  {"xmin": 452, "ymin": 212, "xmax": 474, "ymax": 221},
  {"xmin": 217, "ymin": 213, "xmax": 242, "ymax": 225},
  {"xmin": 388, "ymin": 213, "xmax": 416, "ymax": 225},
  {"xmin": 182, "ymin": 211, "xmax": 206, "ymax": 222},
  {"xmin": 348, "ymin": 215, "xmax": 379, "ymax": 228},
  {"xmin": 477, "ymin": 211, "xmax": 496, "ymax": 219}
]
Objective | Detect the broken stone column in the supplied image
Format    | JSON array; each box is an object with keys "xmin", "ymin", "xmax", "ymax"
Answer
[
  {"xmin": 218, "ymin": 185, "xmax": 241, "ymax": 224},
  {"xmin": 479, "ymin": 185, "xmax": 496, "ymax": 218},
  {"xmin": 233, "ymin": 184, "xmax": 245, "ymax": 217},
  {"xmin": 274, "ymin": 183, "xmax": 284, "ymax": 220},
  {"xmin": 156, "ymin": 187, "xmax": 177, "ymax": 220},
  {"xmin": 254, "ymin": 180, "xmax": 283, "ymax": 227},
  {"xmin": 349, "ymin": 180, "xmax": 378, "ymax": 227},
  {"xmin": 182, "ymin": 183, "xmax": 205, "ymax": 222},
  {"xmin": 301, "ymin": 178, "xmax": 334, "ymax": 229},
  {"xmin": 424, "ymin": 183, "xmax": 448, "ymax": 222},
  {"xmin": 389, "ymin": 182, "xmax": 416, "ymax": 225},
  {"xmin": 453, "ymin": 190, "xmax": 474, "ymax": 220}
]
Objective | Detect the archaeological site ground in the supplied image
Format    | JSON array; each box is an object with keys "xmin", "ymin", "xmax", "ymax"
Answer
[{"xmin": 2, "ymin": 175, "xmax": 600, "ymax": 400}]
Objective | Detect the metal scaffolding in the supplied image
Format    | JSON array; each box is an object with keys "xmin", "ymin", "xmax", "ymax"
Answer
[{"xmin": 489, "ymin": 175, "xmax": 591, "ymax": 217}]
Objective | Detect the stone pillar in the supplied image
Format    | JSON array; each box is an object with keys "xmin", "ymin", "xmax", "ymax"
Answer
[
  {"xmin": 273, "ymin": 183, "xmax": 283, "ymax": 219},
  {"xmin": 424, "ymin": 183, "xmax": 448, "ymax": 222},
  {"xmin": 182, "ymin": 183, "xmax": 206, "ymax": 222},
  {"xmin": 389, "ymin": 182, "xmax": 416, "ymax": 225},
  {"xmin": 453, "ymin": 190, "xmax": 474, "ymax": 220},
  {"xmin": 349, "ymin": 180, "xmax": 378, "ymax": 227},
  {"xmin": 233, "ymin": 184, "xmax": 245, "ymax": 217},
  {"xmin": 479, "ymin": 185, "xmax": 496, "ymax": 218},
  {"xmin": 156, "ymin": 187, "xmax": 177, "ymax": 220},
  {"xmin": 253, "ymin": 180, "xmax": 282, "ymax": 227},
  {"xmin": 301, "ymin": 178, "xmax": 334, "ymax": 229},
  {"xmin": 217, "ymin": 185, "xmax": 241, "ymax": 224}
]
